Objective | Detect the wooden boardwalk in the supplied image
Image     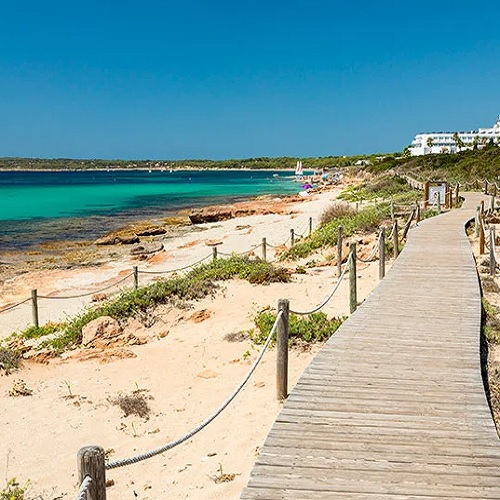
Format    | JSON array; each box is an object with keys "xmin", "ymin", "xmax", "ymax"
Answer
[{"xmin": 242, "ymin": 193, "xmax": 500, "ymax": 499}]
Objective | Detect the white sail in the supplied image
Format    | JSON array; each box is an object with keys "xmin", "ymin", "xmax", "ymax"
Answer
[{"xmin": 295, "ymin": 161, "xmax": 303, "ymax": 176}]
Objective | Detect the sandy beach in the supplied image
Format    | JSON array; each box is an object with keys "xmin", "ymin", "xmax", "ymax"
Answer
[{"xmin": 0, "ymin": 184, "xmax": 390, "ymax": 499}]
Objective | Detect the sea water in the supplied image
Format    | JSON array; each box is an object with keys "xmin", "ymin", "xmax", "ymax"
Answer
[{"xmin": 0, "ymin": 169, "xmax": 298, "ymax": 250}]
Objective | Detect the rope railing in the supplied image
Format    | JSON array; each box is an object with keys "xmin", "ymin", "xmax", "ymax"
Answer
[
  {"xmin": 38, "ymin": 272, "xmax": 134, "ymax": 300},
  {"xmin": 106, "ymin": 309, "xmax": 283, "ymax": 470},
  {"xmin": 0, "ymin": 297, "xmax": 32, "ymax": 314},
  {"xmin": 137, "ymin": 254, "xmax": 212, "ymax": 274},
  {"xmin": 357, "ymin": 235, "xmax": 381, "ymax": 264},
  {"xmin": 290, "ymin": 257, "xmax": 351, "ymax": 315},
  {"xmin": 75, "ymin": 475, "xmax": 92, "ymax": 500}
]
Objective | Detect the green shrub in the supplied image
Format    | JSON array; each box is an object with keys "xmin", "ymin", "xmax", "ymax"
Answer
[
  {"xmin": 320, "ymin": 202, "xmax": 356, "ymax": 225},
  {"xmin": 282, "ymin": 205, "xmax": 389, "ymax": 260},
  {"xmin": 0, "ymin": 478, "xmax": 28, "ymax": 500},
  {"xmin": 250, "ymin": 310, "xmax": 345, "ymax": 346},
  {"xmin": 21, "ymin": 322, "xmax": 65, "ymax": 340}
]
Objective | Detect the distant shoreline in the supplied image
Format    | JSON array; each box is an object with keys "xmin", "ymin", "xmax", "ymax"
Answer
[{"xmin": 0, "ymin": 167, "xmax": 300, "ymax": 173}]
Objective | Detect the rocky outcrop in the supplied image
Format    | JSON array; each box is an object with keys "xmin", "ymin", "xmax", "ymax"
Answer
[
  {"xmin": 189, "ymin": 197, "xmax": 300, "ymax": 224},
  {"xmin": 81, "ymin": 316, "xmax": 121, "ymax": 347}
]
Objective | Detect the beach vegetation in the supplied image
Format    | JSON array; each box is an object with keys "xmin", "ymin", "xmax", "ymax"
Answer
[
  {"xmin": 0, "ymin": 348, "xmax": 21, "ymax": 375},
  {"xmin": 0, "ymin": 478, "xmax": 29, "ymax": 500},
  {"xmin": 250, "ymin": 311, "xmax": 345, "ymax": 346},
  {"xmin": 25, "ymin": 256, "xmax": 290, "ymax": 352},
  {"xmin": 20, "ymin": 322, "xmax": 66, "ymax": 340},
  {"xmin": 109, "ymin": 389, "xmax": 152, "ymax": 419},
  {"xmin": 320, "ymin": 201, "xmax": 356, "ymax": 225},
  {"xmin": 282, "ymin": 205, "xmax": 389, "ymax": 260},
  {"xmin": 483, "ymin": 298, "xmax": 500, "ymax": 344}
]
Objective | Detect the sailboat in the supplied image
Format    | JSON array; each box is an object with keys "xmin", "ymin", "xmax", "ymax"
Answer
[{"xmin": 295, "ymin": 160, "xmax": 303, "ymax": 178}]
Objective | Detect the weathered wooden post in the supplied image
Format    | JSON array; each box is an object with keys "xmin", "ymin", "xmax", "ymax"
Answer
[
  {"xmin": 494, "ymin": 183, "xmax": 498, "ymax": 198},
  {"xmin": 262, "ymin": 237, "xmax": 267, "ymax": 262},
  {"xmin": 309, "ymin": 217, "xmax": 313, "ymax": 237},
  {"xmin": 415, "ymin": 201, "xmax": 420, "ymax": 223},
  {"xmin": 490, "ymin": 227, "xmax": 496, "ymax": 277},
  {"xmin": 133, "ymin": 266, "xmax": 139, "ymax": 290},
  {"xmin": 455, "ymin": 184, "xmax": 460, "ymax": 207},
  {"xmin": 480, "ymin": 200, "xmax": 485, "ymax": 216},
  {"xmin": 276, "ymin": 299, "xmax": 289, "ymax": 401},
  {"xmin": 31, "ymin": 289, "xmax": 39, "ymax": 329},
  {"xmin": 77, "ymin": 446, "xmax": 107, "ymax": 500},
  {"xmin": 491, "ymin": 195, "xmax": 495, "ymax": 213},
  {"xmin": 475, "ymin": 179, "xmax": 479, "ymax": 190},
  {"xmin": 349, "ymin": 242, "xmax": 357, "ymax": 314},
  {"xmin": 290, "ymin": 228, "xmax": 295, "ymax": 247},
  {"xmin": 437, "ymin": 192, "xmax": 441, "ymax": 215},
  {"xmin": 379, "ymin": 227, "xmax": 385, "ymax": 280},
  {"xmin": 485, "ymin": 180, "xmax": 489, "ymax": 195},
  {"xmin": 475, "ymin": 207, "xmax": 480, "ymax": 237},
  {"xmin": 212, "ymin": 246, "xmax": 218, "ymax": 261},
  {"xmin": 337, "ymin": 225, "xmax": 343, "ymax": 278},
  {"xmin": 390, "ymin": 200, "xmax": 395, "ymax": 220},
  {"xmin": 423, "ymin": 181, "xmax": 430, "ymax": 209},
  {"xmin": 393, "ymin": 219, "xmax": 399, "ymax": 259},
  {"xmin": 479, "ymin": 215, "xmax": 485, "ymax": 255}
]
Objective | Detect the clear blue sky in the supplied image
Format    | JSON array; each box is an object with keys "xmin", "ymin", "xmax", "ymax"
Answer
[{"xmin": 1, "ymin": 0, "xmax": 499, "ymax": 160}]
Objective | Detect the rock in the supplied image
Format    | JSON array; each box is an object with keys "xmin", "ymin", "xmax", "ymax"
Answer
[
  {"xmin": 189, "ymin": 208, "xmax": 233, "ymax": 224},
  {"xmin": 190, "ymin": 309, "xmax": 212, "ymax": 323},
  {"xmin": 94, "ymin": 235, "xmax": 118, "ymax": 245},
  {"xmin": 204, "ymin": 239, "xmax": 223, "ymax": 247},
  {"xmin": 82, "ymin": 316, "xmax": 121, "ymax": 347},
  {"xmin": 130, "ymin": 242, "xmax": 164, "ymax": 256},
  {"xmin": 117, "ymin": 234, "xmax": 140, "ymax": 245},
  {"xmin": 92, "ymin": 293, "xmax": 108, "ymax": 302},
  {"xmin": 135, "ymin": 226, "xmax": 166, "ymax": 236}
]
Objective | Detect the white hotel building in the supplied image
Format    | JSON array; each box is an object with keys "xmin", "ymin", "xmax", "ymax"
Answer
[{"xmin": 409, "ymin": 117, "xmax": 500, "ymax": 156}]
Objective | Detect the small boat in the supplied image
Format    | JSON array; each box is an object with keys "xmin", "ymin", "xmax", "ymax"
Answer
[{"xmin": 295, "ymin": 160, "xmax": 303, "ymax": 177}]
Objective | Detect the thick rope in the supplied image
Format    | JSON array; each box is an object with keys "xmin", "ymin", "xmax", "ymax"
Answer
[
  {"xmin": 106, "ymin": 310, "xmax": 283, "ymax": 470},
  {"xmin": 75, "ymin": 476, "xmax": 92, "ymax": 500},
  {"xmin": 38, "ymin": 273, "xmax": 134, "ymax": 299},
  {"xmin": 0, "ymin": 297, "xmax": 32, "ymax": 314},
  {"xmin": 357, "ymin": 235, "xmax": 381, "ymax": 263},
  {"xmin": 139, "ymin": 254, "xmax": 212, "ymax": 274},
  {"xmin": 289, "ymin": 256, "xmax": 351, "ymax": 315}
]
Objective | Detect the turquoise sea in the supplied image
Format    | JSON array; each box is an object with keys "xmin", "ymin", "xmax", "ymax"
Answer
[{"xmin": 0, "ymin": 169, "xmax": 298, "ymax": 250}]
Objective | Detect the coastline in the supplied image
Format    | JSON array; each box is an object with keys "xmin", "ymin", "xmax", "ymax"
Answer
[{"xmin": 0, "ymin": 177, "xmax": 389, "ymax": 499}]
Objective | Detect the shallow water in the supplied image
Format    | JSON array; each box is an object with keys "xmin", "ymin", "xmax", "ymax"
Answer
[{"xmin": 0, "ymin": 169, "xmax": 297, "ymax": 249}]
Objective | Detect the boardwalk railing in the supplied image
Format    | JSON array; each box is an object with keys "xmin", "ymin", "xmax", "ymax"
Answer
[{"xmin": 73, "ymin": 210, "xmax": 427, "ymax": 498}]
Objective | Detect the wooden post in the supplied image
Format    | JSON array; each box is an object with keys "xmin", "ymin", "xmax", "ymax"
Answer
[
  {"xmin": 379, "ymin": 227, "xmax": 385, "ymax": 280},
  {"xmin": 475, "ymin": 207, "xmax": 480, "ymax": 237},
  {"xmin": 485, "ymin": 180, "xmax": 488, "ymax": 195},
  {"xmin": 276, "ymin": 299, "xmax": 289, "ymax": 401},
  {"xmin": 212, "ymin": 246, "xmax": 218, "ymax": 261},
  {"xmin": 455, "ymin": 184, "xmax": 460, "ymax": 207},
  {"xmin": 423, "ymin": 181, "xmax": 430, "ymax": 209},
  {"xmin": 262, "ymin": 237, "xmax": 267, "ymax": 261},
  {"xmin": 133, "ymin": 266, "xmax": 139, "ymax": 290},
  {"xmin": 491, "ymin": 195, "xmax": 495, "ymax": 213},
  {"xmin": 475, "ymin": 179, "xmax": 479, "ymax": 190},
  {"xmin": 290, "ymin": 228, "xmax": 295, "ymax": 247},
  {"xmin": 494, "ymin": 183, "xmax": 498, "ymax": 198},
  {"xmin": 390, "ymin": 200, "xmax": 395, "ymax": 220},
  {"xmin": 490, "ymin": 227, "xmax": 496, "ymax": 277},
  {"xmin": 480, "ymin": 200, "xmax": 485, "ymax": 216},
  {"xmin": 77, "ymin": 446, "xmax": 107, "ymax": 500},
  {"xmin": 337, "ymin": 225, "xmax": 343, "ymax": 278},
  {"xmin": 31, "ymin": 289, "xmax": 39, "ymax": 328},
  {"xmin": 479, "ymin": 215, "xmax": 485, "ymax": 255},
  {"xmin": 393, "ymin": 219, "xmax": 399, "ymax": 259},
  {"xmin": 349, "ymin": 242, "xmax": 357, "ymax": 314},
  {"xmin": 437, "ymin": 192, "xmax": 441, "ymax": 215},
  {"xmin": 309, "ymin": 217, "xmax": 313, "ymax": 237},
  {"xmin": 415, "ymin": 201, "xmax": 420, "ymax": 223}
]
